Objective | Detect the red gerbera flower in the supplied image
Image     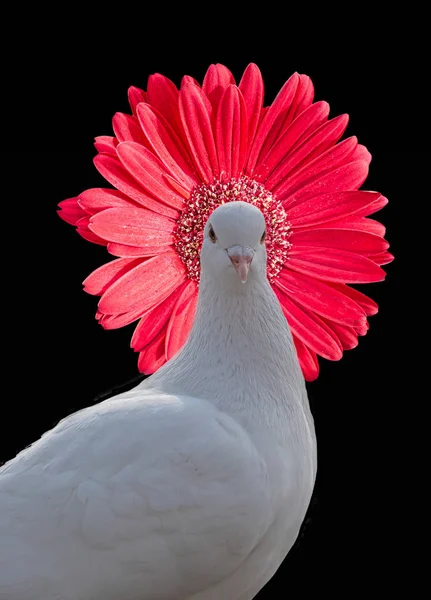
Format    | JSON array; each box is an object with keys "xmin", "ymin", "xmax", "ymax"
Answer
[{"xmin": 58, "ymin": 63, "xmax": 393, "ymax": 381}]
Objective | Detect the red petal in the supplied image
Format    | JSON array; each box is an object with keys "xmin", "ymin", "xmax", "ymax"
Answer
[
  {"xmin": 274, "ymin": 287, "xmax": 343, "ymax": 360},
  {"xmin": 287, "ymin": 191, "xmax": 383, "ymax": 228},
  {"xmin": 287, "ymin": 247, "xmax": 386, "ymax": 283},
  {"xmin": 317, "ymin": 216, "xmax": 386, "ymax": 237},
  {"xmin": 137, "ymin": 326, "xmax": 168, "ymax": 374},
  {"xmin": 254, "ymin": 101, "xmax": 330, "ymax": 181},
  {"xmin": 238, "ymin": 63, "xmax": 264, "ymax": 153},
  {"xmin": 77, "ymin": 188, "xmax": 137, "ymax": 215},
  {"xmin": 128, "ymin": 86, "xmax": 147, "ymax": 115},
  {"xmin": 112, "ymin": 112, "xmax": 148, "ymax": 145},
  {"xmin": 58, "ymin": 197, "xmax": 87, "ymax": 225},
  {"xmin": 276, "ymin": 268, "xmax": 366, "ymax": 325},
  {"xmin": 321, "ymin": 319, "xmax": 359, "ymax": 350},
  {"xmin": 289, "ymin": 228, "xmax": 389, "ymax": 255},
  {"xmin": 276, "ymin": 136, "xmax": 364, "ymax": 201},
  {"xmin": 281, "ymin": 160, "xmax": 371, "ymax": 207},
  {"xmin": 293, "ymin": 336, "xmax": 319, "ymax": 382},
  {"xmin": 146, "ymin": 74, "xmax": 183, "ymax": 138},
  {"xmin": 131, "ymin": 281, "xmax": 189, "ymax": 351},
  {"xmin": 216, "ymin": 85, "xmax": 248, "ymax": 179},
  {"xmin": 89, "ymin": 206, "xmax": 175, "ymax": 247},
  {"xmin": 328, "ymin": 283, "xmax": 379, "ymax": 316},
  {"xmin": 98, "ymin": 251, "xmax": 186, "ymax": 314},
  {"xmin": 93, "ymin": 154, "xmax": 180, "ymax": 220},
  {"xmin": 83, "ymin": 257, "xmax": 142, "ymax": 296},
  {"xmin": 165, "ymin": 280, "xmax": 198, "ymax": 360},
  {"xmin": 290, "ymin": 75, "xmax": 315, "ymax": 121},
  {"xmin": 75, "ymin": 216, "xmax": 106, "ymax": 245},
  {"xmin": 136, "ymin": 102, "xmax": 198, "ymax": 189},
  {"xmin": 107, "ymin": 243, "xmax": 171, "ymax": 258},
  {"xmin": 179, "ymin": 83, "xmax": 219, "ymax": 182},
  {"xmin": 202, "ymin": 63, "xmax": 236, "ymax": 112},
  {"xmin": 247, "ymin": 72, "xmax": 300, "ymax": 174},
  {"xmin": 116, "ymin": 142, "xmax": 185, "ymax": 211},
  {"xmin": 369, "ymin": 251, "xmax": 394, "ymax": 265},
  {"xmin": 94, "ymin": 136, "xmax": 118, "ymax": 154},
  {"xmin": 181, "ymin": 75, "xmax": 200, "ymax": 88},
  {"xmin": 354, "ymin": 195, "xmax": 388, "ymax": 218},
  {"xmin": 98, "ymin": 305, "xmax": 153, "ymax": 330}
]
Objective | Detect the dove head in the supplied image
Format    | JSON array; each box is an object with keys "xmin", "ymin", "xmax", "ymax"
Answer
[{"xmin": 200, "ymin": 201, "xmax": 267, "ymax": 288}]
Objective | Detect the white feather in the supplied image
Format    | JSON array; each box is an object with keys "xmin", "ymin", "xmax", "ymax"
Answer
[{"xmin": 0, "ymin": 201, "xmax": 316, "ymax": 599}]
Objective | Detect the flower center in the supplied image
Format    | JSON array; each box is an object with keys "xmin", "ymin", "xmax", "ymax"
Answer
[{"xmin": 174, "ymin": 176, "xmax": 291, "ymax": 283}]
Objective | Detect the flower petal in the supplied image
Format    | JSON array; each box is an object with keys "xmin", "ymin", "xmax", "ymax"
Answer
[
  {"xmin": 146, "ymin": 74, "xmax": 183, "ymax": 138},
  {"xmin": 93, "ymin": 154, "xmax": 180, "ymax": 220},
  {"xmin": 94, "ymin": 136, "xmax": 118, "ymax": 154},
  {"xmin": 116, "ymin": 142, "xmax": 185, "ymax": 211},
  {"xmin": 75, "ymin": 216, "xmax": 106, "ymax": 245},
  {"xmin": 289, "ymin": 228, "xmax": 389, "ymax": 255},
  {"xmin": 287, "ymin": 247, "xmax": 387, "ymax": 283},
  {"xmin": 131, "ymin": 281, "xmax": 190, "ymax": 351},
  {"xmin": 321, "ymin": 319, "xmax": 359, "ymax": 350},
  {"xmin": 112, "ymin": 112, "xmax": 148, "ymax": 145},
  {"xmin": 179, "ymin": 83, "xmax": 219, "ymax": 182},
  {"xmin": 137, "ymin": 326, "xmax": 168, "ymax": 374},
  {"xmin": 246, "ymin": 72, "xmax": 300, "ymax": 174},
  {"xmin": 98, "ymin": 251, "xmax": 186, "ymax": 315},
  {"xmin": 238, "ymin": 63, "xmax": 264, "ymax": 152},
  {"xmin": 202, "ymin": 63, "xmax": 236, "ymax": 112},
  {"xmin": 58, "ymin": 197, "xmax": 87, "ymax": 225},
  {"xmin": 287, "ymin": 191, "xmax": 383, "ymax": 228},
  {"xmin": 316, "ymin": 216, "xmax": 386, "ymax": 237},
  {"xmin": 328, "ymin": 283, "xmax": 379, "ymax": 316},
  {"xmin": 276, "ymin": 268, "xmax": 366, "ymax": 325},
  {"xmin": 274, "ymin": 287, "xmax": 343, "ymax": 360},
  {"xmin": 77, "ymin": 188, "xmax": 138, "ymax": 215},
  {"xmin": 136, "ymin": 102, "xmax": 198, "ymax": 189},
  {"xmin": 89, "ymin": 206, "xmax": 175, "ymax": 248},
  {"xmin": 128, "ymin": 86, "xmax": 147, "ymax": 115},
  {"xmin": 83, "ymin": 257, "xmax": 143, "ymax": 296},
  {"xmin": 216, "ymin": 85, "xmax": 248, "ymax": 179},
  {"xmin": 165, "ymin": 280, "xmax": 198, "ymax": 360},
  {"xmin": 368, "ymin": 251, "xmax": 394, "ymax": 266},
  {"xmin": 254, "ymin": 101, "xmax": 330, "ymax": 181},
  {"xmin": 107, "ymin": 243, "xmax": 168, "ymax": 258},
  {"xmin": 293, "ymin": 336, "xmax": 319, "ymax": 382}
]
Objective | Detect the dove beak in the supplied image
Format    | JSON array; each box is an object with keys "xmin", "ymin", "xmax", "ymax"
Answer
[{"xmin": 227, "ymin": 246, "xmax": 254, "ymax": 283}]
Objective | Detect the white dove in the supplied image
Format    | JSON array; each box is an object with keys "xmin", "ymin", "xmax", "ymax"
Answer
[{"xmin": 0, "ymin": 200, "xmax": 317, "ymax": 600}]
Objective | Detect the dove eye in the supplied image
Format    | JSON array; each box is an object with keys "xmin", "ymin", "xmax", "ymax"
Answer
[
  {"xmin": 208, "ymin": 225, "xmax": 217, "ymax": 243},
  {"xmin": 260, "ymin": 230, "xmax": 267, "ymax": 244}
]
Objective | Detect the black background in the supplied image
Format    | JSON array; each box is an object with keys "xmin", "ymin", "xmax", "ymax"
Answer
[{"xmin": 1, "ymin": 27, "xmax": 420, "ymax": 598}]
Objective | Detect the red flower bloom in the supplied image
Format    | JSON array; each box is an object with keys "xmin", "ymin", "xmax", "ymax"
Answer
[{"xmin": 58, "ymin": 63, "xmax": 393, "ymax": 381}]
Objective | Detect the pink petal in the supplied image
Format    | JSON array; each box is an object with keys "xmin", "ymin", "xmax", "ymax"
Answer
[
  {"xmin": 276, "ymin": 268, "xmax": 366, "ymax": 325},
  {"xmin": 321, "ymin": 319, "xmax": 359, "ymax": 350},
  {"xmin": 280, "ymin": 160, "xmax": 371, "ymax": 208},
  {"xmin": 98, "ymin": 251, "xmax": 186, "ymax": 314},
  {"xmin": 275, "ymin": 136, "xmax": 364, "ymax": 201},
  {"xmin": 216, "ymin": 85, "xmax": 248, "ymax": 179},
  {"xmin": 75, "ymin": 216, "xmax": 106, "ymax": 245},
  {"xmin": 112, "ymin": 112, "xmax": 148, "ymax": 145},
  {"xmin": 89, "ymin": 206, "xmax": 175, "ymax": 248},
  {"xmin": 293, "ymin": 336, "xmax": 319, "ymax": 382},
  {"xmin": 94, "ymin": 136, "xmax": 118, "ymax": 154},
  {"xmin": 287, "ymin": 191, "xmax": 383, "ymax": 228},
  {"xmin": 137, "ymin": 326, "xmax": 168, "ymax": 374},
  {"xmin": 246, "ymin": 72, "xmax": 300, "ymax": 174},
  {"xmin": 116, "ymin": 142, "xmax": 185, "ymax": 211},
  {"xmin": 136, "ymin": 102, "xmax": 198, "ymax": 189},
  {"xmin": 107, "ymin": 243, "xmax": 171, "ymax": 258},
  {"xmin": 238, "ymin": 63, "xmax": 264, "ymax": 153},
  {"xmin": 274, "ymin": 287, "xmax": 343, "ymax": 360},
  {"xmin": 165, "ymin": 280, "xmax": 198, "ymax": 360},
  {"xmin": 128, "ymin": 86, "xmax": 147, "ymax": 115},
  {"xmin": 58, "ymin": 197, "xmax": 87, "ymax": 225},
  {"xmin": 147, "ymin": 74, "xmax": 183, "ymax": 139},
  {"xmin": 179, "ymin": 83, "xmax": 219, "ymax": 183},
  {"xmin": 287, "ymin": 247, "xmax": 386, "ymax": 283},
  {"xmin": 78, "ymin": 188, "xmax": 138, "ymax": 215},
  {"xmin": 289, "ymin": 228, "xmax": 389, "ymax": 255},
  {"xmin": 98, "ymin": 305, "xmax": 154, "ymax": 330},
  {"xmin": 131, "ymin": 281, "xmax": 190, "ymax": 351},
  {"xmin": 202, "ymin": 63, "xmax": 236, "ymax": 112},
  {"xmin": 254, "ymin": 101, "xmax": 330, "ymax": 181},
  {"xmin": 83, "ymin": 257, "xmax": 143, "ymax": 296},
  {"xmin": 328, "ymin": 283, "xmax": 379, "ymax": 316},
  {"xmin": 93, "ymin": 154, "xmax": 180, "ymax": 220}
]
